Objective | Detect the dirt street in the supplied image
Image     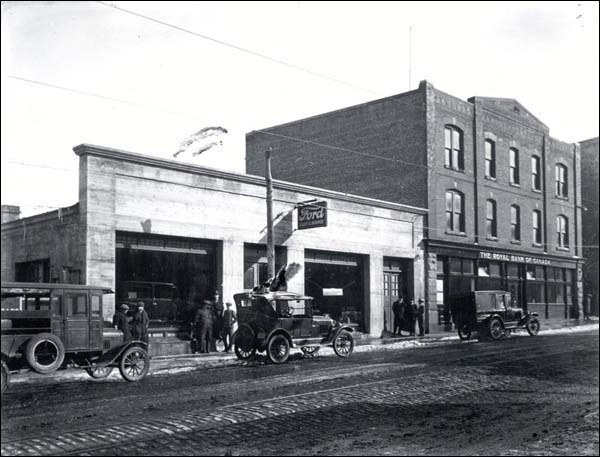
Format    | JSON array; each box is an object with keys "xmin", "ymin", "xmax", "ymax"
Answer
[{"xmin": 1, "ymin": 330, "xmax": 598, "ymax": 456}]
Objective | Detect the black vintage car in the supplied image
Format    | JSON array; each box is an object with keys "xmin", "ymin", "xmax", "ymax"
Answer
[
  {"xmin": 1, "ymin": 282, "xmax": 150, "ymax": 393},
  {"xmin": 233, "ymin": 290, "xmax": 355, "ymax": 364},
  {"xmin": 450, "ymin": 290, "xmax": 540, "ymax": 341}
]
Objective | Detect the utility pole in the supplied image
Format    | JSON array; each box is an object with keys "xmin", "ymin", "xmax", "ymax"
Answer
[{"xmin": 265, "ymin": 147, "xmax": 275, "ymax": 278}]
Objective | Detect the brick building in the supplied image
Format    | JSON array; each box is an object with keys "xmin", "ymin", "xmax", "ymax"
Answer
[
  {"xmin": 580, "ymin": 137, "xmax": 599, "ymax": 316},
  {"xmin": 246, "ymin": 81, "xmax": 584, "ymax": 329},
  {"xmin": 1, "ymin": 144, "xmax": 426, "ymax": 354}
]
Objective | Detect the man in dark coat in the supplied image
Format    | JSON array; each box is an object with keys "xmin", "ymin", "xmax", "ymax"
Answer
[
  {"xmin": 132, "ymin": 302, "xmax": 150, "ymax": 343},
  {"xmin": 417, "ymin": 299, "xmax": 425, "ymax": 337},
  {"xmin": 392, "ymin": 298, "xmax": 405, "ymax": 337},
  {"xmin": 113, "ymin": 303, "xmax": 132, "ymax": 342},
  {"xmin": 212, "ymin": 292, "xmax": 224, "ymax": 351},
  {"xmin": 221, "ymin": 302, "xmax": 237, "ymax": 352},
  {"xmin": 194, "ymin": 300, "xmax": 213, "ymax": 353},
  {"xmin": 406, "ymin": 298, "xmax": 417, "ymax": 336}
]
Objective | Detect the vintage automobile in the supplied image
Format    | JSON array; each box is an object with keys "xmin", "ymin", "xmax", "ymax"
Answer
[
  {"xmin": 117, "ymin": 280, "xmax": 179, "ymax": 322},
  {"xmin": 232, "ymin": 290, "xmax": 355, "ymax": 364},
  {"xmin": 450, "ymin": 290, "xmax": 540, "ymax": 341},
  {"xmin": 1, "ymin": 282, "xmax": 150, "ymax": 394}
]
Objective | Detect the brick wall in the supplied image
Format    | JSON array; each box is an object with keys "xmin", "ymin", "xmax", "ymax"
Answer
[{"xmin": 581, "ymin": 137, "xmax": 599, "ymax": 315}]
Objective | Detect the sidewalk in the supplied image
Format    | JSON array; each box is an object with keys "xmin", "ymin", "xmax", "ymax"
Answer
[{"xmin": 6, "ymin": 318, "xmax": 598, "ymax": 387}]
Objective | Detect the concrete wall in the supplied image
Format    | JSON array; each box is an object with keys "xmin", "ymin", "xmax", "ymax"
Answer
[{"xmin": 72, "ymin": 145, "xmax": 426, "ymax": 336}]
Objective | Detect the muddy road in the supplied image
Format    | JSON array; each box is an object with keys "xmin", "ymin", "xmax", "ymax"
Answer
[{"xmin": 2, "ymin": 330, "xmax": 598, "ymax": 456}]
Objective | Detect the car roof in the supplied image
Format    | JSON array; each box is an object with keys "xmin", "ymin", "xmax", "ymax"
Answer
[{"xmin": 1, "ymin": 282, "xmax": 113, "ymax": 293}]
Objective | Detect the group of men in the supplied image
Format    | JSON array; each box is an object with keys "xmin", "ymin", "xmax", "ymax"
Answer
[
  {"xmin": 192, "ymin": 292, "xmax": 237, "ymax": 354},
  {"xmin": 112, "ymin": 301, "xmax": 150, "ymax": 343},
  {"xmin": 392, "ymin": 297, "xmax": 425, "ymax": 337}
]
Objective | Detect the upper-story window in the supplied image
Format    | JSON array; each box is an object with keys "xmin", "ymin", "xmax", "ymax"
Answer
[
  {"xmin": 510, "ymin": 205, "xmax": 521, "ymax": 241},
  {"xmin": 555, "ymin": 164, "xmax": 568, "ymax": 198},
  {"xmin": 445, "ymin": 190, "xmax": 465, "ymax": 233},
  {"xmin": 509, "ymin": 148, "xmax": 520, "ymax": 185},
  {"xmin": 531, "ymin": 155, "xmax": 541, "ymax": 191},
  {"xmin": 533, "ymin": 210, "xmax": 542, "ymax": 245},
  {"xmin": 557, "ymin": 215, "xmax": 569, "ymax": 248},
  {"xmin": 486, "ymin": 199, "xmax": 497, "ymax": 239},
  {"xmin": 485, "ymin": 140, "xmax": 496, "ymax": 179},
  {"xmin": 444, "ymin": 125, "xmax": 464, "ymax": 171}
]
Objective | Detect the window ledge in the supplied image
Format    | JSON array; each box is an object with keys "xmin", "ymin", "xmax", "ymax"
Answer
[
  {"xmin": 510, "ymin": 240, "xmax": 522, "ymax": 245},
  {"xmin": 532, "ymin": 188, "xmax": 542, "ymax": 194},
  {"xmin": 486, "ymin": 236, "xmax": 499, "ymax": 242},
  {"xmin": 509, "ymin": 182, "xmax": 521, "ymax": 188},
  {"xmin": 532, "ymin": 243, "xmax": 544, "ymax": 248},
  {"xmin": 555, "ymin": 195, "xmax": 569, "ymax": 201},
  {"xmin": 443, "ymin": 165, "xmax": 466, "ymax": 174},
  {"xmin": 556, "ymin": 246, "xmax": 570, "ymax": 252},
  {"xmin": 484, "ymin": 175, "xmax": 497, "ymax": 181},
  {"xmin": 445, "ymin": 231, "xmax": 467, "ymax": 237}
]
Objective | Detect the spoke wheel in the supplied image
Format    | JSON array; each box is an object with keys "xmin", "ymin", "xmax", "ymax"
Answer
[
  {"xmin": 86, "ymin": 366, "xmax": 114, "ymax": 379},
  {"xmin": 267, "ymin": 334, "xmax": 290, "ymax": 364},
  {"xmin": 488, "ymin": 317, "xmax": 504, "ymax": 341},
  {"xmin": 458, "ymin": 324, "xmax": 472, "ymax": 341},
  {"xmin": 25, "ymin": 333, "xmax": 65, "ymax": 374},
  {"xmin": 526, "ymin": 318, "xmax": 540, "ymax": 336},
  {"xmin": 119, "ymin": 346, "xmax": 150, "ymax": 382},
  {"xmin": 300, "ymin": 346, "xmax": 320, "ymax": 356},
  {"xmin": 333, "ymin": 330, "xmax": 354, "ymax": 357},
  {"xmin": 234, "ymin": 345, "xmax": 256, "ymax": 360}
]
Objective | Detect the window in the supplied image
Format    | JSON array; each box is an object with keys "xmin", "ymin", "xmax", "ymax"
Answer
[
  {"xmin": 486, "ymin": 199, "xmax": 497, "ymax": 238},
  {"xmin": 444, "ymin": 125, "xmax": 464, "ymax": 170},
  {"xmin": 509, "ymin": 148, "xmax": 520, "ymax": 185},
  {"xmin": 557, "ymin": 215, "xmax": 569, "ymax": 248},
  {"xmin": 485, "ymin": 140, "xmax": 496, "ymax": 178},
  {"xmin": 510, "ymin": 205, "xmax": 521, "ymax": 241},
  {"xmin": 532, "ymin": 155, "xmax": 541, "ymax": 191},
  {"xmin": 68, "ymin": 295, "xmax": 87, "ymax": 316},
  {"xmin": 533, "ymin": 210, "xmax": 542, "ymax": 245},
  {"xmin": 445, "ymin": 190, "xmax": 465, "ymax": 233},
  {"xmin": 555, "ymin": 164, "xmax": 568, "ymax": 198}
]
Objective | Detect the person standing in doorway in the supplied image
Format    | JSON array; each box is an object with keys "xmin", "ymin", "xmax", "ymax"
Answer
[
  {"xmin": 392, "ymin": 297, "xmax": 405, "ymax": 336},
  {"xmin": 222, "ymin": 302, "xmax": 237, "ymax": 352},
  {"xmin": 132, "ymin": 302, "xmax": 150, "ymax": 343},
  {"xmin": 194, "ymin": 300, "xmax": 213, "ymax": 353},
  {"xmin": 113, "ymin": 304, "xmax": 132, "ymax": 342},
  {"xmin": 407, "ymin": 298, "xmax": 417, "ymax": 336},
  {"xmin": 212, "ymin": 291, "xmax": 224, "ymax": 350},
  {"xmin": 417, "ymin": 299, "xmax": 425, "ymax": 337}
]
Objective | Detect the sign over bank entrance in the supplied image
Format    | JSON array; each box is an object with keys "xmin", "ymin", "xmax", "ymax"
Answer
[{"xmin": 297, "ymin": 201, "xmax": 328, "ymax": 230}]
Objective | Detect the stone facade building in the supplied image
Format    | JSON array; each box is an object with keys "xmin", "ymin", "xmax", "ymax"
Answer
[
  {"xmin": 246, "ymin": 80, "xmax": 584, "ymax": 329},
  {"xmin": 1, "ymin": 144, "xmax": 426, "ymax": 354}
]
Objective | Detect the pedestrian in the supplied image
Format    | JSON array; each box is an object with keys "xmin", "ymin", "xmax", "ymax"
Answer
[
  {"xmin": 392, "ymin": 297, "xmax": 405, "ymax": 336},
  {"xmin": 212, "ymin": 291, "xmax": 224, "ymax": 350},
  {"xmin": 407, "ymin": 298, "xmax": 417, "ymax": 336},
  {"xmin": 113, "ymin": 303, "xmax": 132, "ymax": 342},
  {"xmin": 583, "ymin": 294, "xmax": 592, "ymax": 322},
  {"xmin": 417, "ymin": 298, "xmax": 425, "ymax": 337},
  {"xmin": 221, "ymin": 302, "xmax": 237, "ymax": 352},
  {"xmin": 132, "ymin": 301, "xmax": 150, "ymax": 343},
  {"xmin": 194, "ymin": 300, "xmax": 213, "ymax": 353}
]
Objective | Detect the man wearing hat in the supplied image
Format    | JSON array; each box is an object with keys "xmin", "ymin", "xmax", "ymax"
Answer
[
  {"xmin": 132, "ymin": 301, "xmax": 150, "ymax": 343},
  {"xmin": 113, "ymin": 303, "xmax": 132, "ymax": 342},
  {"xmin": 221, "ymin": 302, "xmax": 237, "ymax": 353},
  {"xmin": 417, "ymin": 299, "xmax": 425, "ymax": 337}
]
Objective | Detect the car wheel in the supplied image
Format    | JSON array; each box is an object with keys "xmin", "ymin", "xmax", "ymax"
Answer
[
  {"xmin": 458, "ymin": 324, "xmax": 472, "ymax": 341},
  {"xmin": 526, "ymin": 318, "xmax": 540, "ymax": 336},
  {"xmin": 267, "ymin": 334, "xmax": 290, "ymax": 364},
  {"xmin": 234, "ymin": 345, "xmax": 256, "ymax": 360},
  {"xmin": 25, "ymin": 333, "xmax": 65, "ymax": 374},
  {"xmin": 300, "ymin": 346, "xmax": 320, "ymax": 356},
  {"xmin": 119, "ymin": 346, "xmax": 150, "ymax": 382},
  {"xmin": 86, "ymin": 366, "xmax": 114, "ymax": 379},
  {"xmin": 488, "ymin": 317, "xmax": 504, "ymax": 341},
  {"xmin": 1, "ymin": 361, "xmax": 9, "ymax": 394},
  {"xmin": 333, "ymin": 330, "xmax": 354, "ymax": 357}
]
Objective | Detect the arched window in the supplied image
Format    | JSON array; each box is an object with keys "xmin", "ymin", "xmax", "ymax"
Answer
[
  {"xmin": 445, "ymin": 190, "xmax": 465, "ymax": 233},
  {"xmin": 444, "ymin": 125, "xmax": 464, "ymax": 171},
  {"xmin": 509, "ymin": 148, "xmax": 520, "ymax": 185},
  {"xmin": 533, "ymin": 210, "xmax": 542, "ymax": 245},
  {"xmin": 531, "ymin": 155, "xmax": 541, "ymax": 191},
  {"xmin": 555, "ymin": 164, "xmax": 568, "ymax": 198},
  {"xmin": 485, "ymin": 140, "xmax": 496, "ymax": 179},
  {"xmin": 486, "ymin": 199, "xmax": 497, "ymax": 238},
  {"xmin": 557, "ymin": 215, "xmax": 569, "ymax": 248},
  {"xmin": 510, "ymin": 205, "xmax": 521, "ymax": 241}
]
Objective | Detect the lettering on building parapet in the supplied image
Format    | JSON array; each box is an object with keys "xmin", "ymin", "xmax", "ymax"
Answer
[{"xmin": 478, "ymin": 251, "xmax": 551, "ymax": 266}]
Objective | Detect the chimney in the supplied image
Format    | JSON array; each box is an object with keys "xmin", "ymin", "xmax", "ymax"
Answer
[{"xmin": 1, "ymin": 205, "xmax": 21, "ymax": 223}]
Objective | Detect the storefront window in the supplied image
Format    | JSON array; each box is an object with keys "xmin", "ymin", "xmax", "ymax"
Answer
[
  {"xmin": 507, "ymin": 263, "xmax": 519, "ymax": 278},
  {"xmin": 450, "ymin": 258, "xmax": 462, "ymax": 274}
]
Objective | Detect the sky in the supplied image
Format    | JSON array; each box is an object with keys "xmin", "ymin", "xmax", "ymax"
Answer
[{"xmin": 1, "ymin": 1, "xmax": 599, "ymax": 217}]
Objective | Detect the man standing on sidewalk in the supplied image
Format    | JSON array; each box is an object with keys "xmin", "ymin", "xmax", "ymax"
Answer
[
  {"xmin": 222, "ymin": 302, "xmax": 237, "ymax": 352},
  {"xmin": 417, "ymin": 299, "xmax": 425, "ymax": 337}
]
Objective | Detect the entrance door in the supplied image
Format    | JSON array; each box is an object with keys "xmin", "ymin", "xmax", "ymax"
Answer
[
  {"xmin": 64, "ymin": 293, "xmax": 89, "ymax": 351},
  {"xmin": 383, "ymin": 272, "xmax": 401, "ymax": 333}
]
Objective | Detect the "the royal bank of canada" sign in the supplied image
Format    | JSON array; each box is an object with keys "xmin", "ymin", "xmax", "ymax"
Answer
[{"xmin": 297, "ymin": 201, "xmax": 328, "ymax": 230}]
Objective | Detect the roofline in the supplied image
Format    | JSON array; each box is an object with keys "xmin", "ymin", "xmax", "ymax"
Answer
[
  {"xmin": 1, "ymin": 281, "xmax": 113, "ymax": 292},
  {"xmin": 73, "ymin": 143, "xmax": 428, "ymax": 215},
  {"xmin": 468, "ymin": 96, "xmax": 549, "ymax": 130}
]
